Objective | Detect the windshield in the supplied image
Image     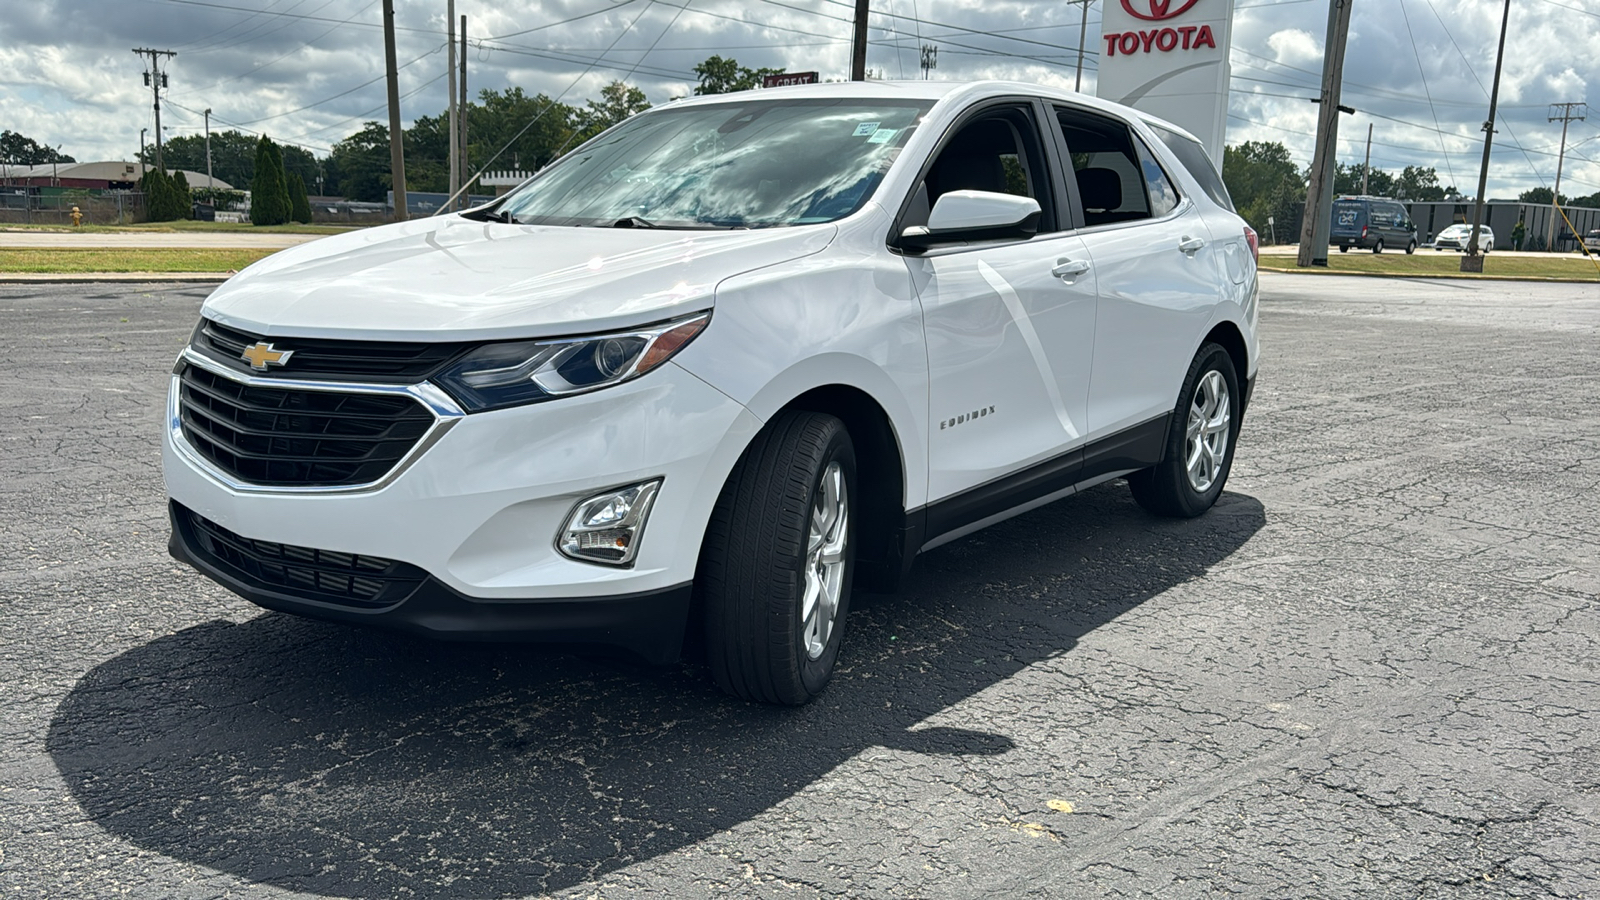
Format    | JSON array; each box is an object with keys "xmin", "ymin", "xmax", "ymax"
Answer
[{"xmin": 494, "ymin": 98, "xmax": 933, "ymax": 229}]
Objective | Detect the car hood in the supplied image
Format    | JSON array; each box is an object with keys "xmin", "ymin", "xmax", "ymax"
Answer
[{"xmin": 202, "ymin": 216, "xmax": 837, "ymax": 341}]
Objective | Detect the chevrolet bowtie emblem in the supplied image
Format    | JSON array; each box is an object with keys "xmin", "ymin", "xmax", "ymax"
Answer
[{"xmin": 241, "ymin": 341, "xmax": 294, "ymax": 371}]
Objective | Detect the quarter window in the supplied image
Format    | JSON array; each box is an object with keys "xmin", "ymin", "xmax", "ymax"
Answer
[{"xmin": 1135, "ymin": 136, "xmax": 1179, "ymax": 218}]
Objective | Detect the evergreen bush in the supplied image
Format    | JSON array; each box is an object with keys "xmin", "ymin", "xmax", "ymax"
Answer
[{"xmin": 288, "ymin": 172, "xmax": 312, "ymax": 224}]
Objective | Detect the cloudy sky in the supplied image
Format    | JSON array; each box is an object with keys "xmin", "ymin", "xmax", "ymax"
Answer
[{"xmin": 2, "ymin": 0, "xmax": 1597, "ymax": 198}]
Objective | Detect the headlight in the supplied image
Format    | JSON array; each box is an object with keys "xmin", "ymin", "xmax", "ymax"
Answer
[{"xmin": 434, "ymin": 312, "xmax": 710, "ymax": 412}]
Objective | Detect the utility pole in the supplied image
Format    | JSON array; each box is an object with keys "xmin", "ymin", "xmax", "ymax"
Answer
[
  {"xmin": 850, "ymin": 0, "xmax": 869, "ymax": 81},
  {"xmin": 139, "ymin": 128, "xmax": 147, "ymax": 174},
  {"xmin": 1462, "ymin": 0, "xmax": 1510, "ymax": 272},
  {"xmin": 447, "ymin": 0, "xmax": 459, "ymax": 211},
  {"xmin": 460, "ymin": 14, "xmax": 468, "ymax": 201},
  {"xmin": 919, "ymin": 44, "xmax": 937, "ymax": 80},
  {"xmin": 1296, "ymin": 0, "xmax": 1353, "ymax": 268},
  {"xmin": 204, "ymin": 108, "xmax": 213, "ymax": 188},
  {"xmin": 1075, "ymin": 0, "xmax": 1092, "ymax": 92},
  {"xmin": 132, "ymin": 48, "xmax": 176, "ymax": 172},
  {"xmin": 1546, "ymin": 102, "xmax": 1586, "ymax": 251},
  {"xmin": 1361, "ymin": 122, "xmax": 1372, "ymax": 195},
  {"xmin": 382, "ymin": 0, "xmax": 408, "ymax": 221}
]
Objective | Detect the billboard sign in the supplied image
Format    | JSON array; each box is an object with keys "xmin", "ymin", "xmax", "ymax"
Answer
[
  {"xmin": 762, "ymin": 71, "xmax": 820, "ymax": 88},
  {"xmin": 1095, "ymin": 0, "xmax": 1234, "ymax": 161}
]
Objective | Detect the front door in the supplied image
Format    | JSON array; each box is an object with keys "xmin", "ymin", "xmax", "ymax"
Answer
[{"xmin": 905, "ymin": 103, "xmax": 1098, "ymax": 510}]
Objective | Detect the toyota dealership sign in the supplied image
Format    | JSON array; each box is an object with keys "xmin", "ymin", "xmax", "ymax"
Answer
[{"xmin": 1096, "ymin": 0, "xmax": 1235, "ymax": 161}]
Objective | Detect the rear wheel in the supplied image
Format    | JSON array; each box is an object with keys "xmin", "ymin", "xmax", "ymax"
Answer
[
  {"xmin": 1372, "ymin": 239, "xmax": 1384, "ymax": 254},
  {"xmin": 1339, "ymin": 245, "xmax": 1349, "ymax": 253},
  {"xmin": 699, "ymin": 411, "xmax": 856, "ymax": 705},
  {"xmin": 1128, "ymin": 344, "xmax": 1240, "ymax": 519}
]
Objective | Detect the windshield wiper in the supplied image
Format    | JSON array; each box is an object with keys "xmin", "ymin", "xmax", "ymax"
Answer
[
  {"xmin": 481, "ymin": 209, "xmax": 519, "ymax": 224},
  {"xmin": 611, "ymin": 216, "xmax": 656, "ymax": 229}
]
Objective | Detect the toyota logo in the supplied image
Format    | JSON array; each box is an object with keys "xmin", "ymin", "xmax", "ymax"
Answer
[{"xmin": 1121, "ymin": 0, "xmax": 1200, "ymax": 20}]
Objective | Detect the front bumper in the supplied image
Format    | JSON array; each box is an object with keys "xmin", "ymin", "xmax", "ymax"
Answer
[
  {"xmin": 164, "ymin": 357, "xmax": 761, "ymax": 652},
  {"xmin": 168, "ymin": 502, "xmax": 693, "ymax": 661}
]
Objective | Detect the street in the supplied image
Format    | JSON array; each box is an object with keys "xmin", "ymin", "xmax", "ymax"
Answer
[{"xmin": 2, "ymin": 273, "xmax": 1597, "ymax": 898}]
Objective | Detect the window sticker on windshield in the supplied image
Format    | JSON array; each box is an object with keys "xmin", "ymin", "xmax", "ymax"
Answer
[
  {"xmin": 866, "ymin": 127, "xmax": 898, "ymax": 144},
  {"xmin": 853, "ymin": 122, "xmax": 881, "ymax": 136}
]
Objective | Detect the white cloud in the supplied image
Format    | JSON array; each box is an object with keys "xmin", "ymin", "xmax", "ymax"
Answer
[{"xmin": 2, "ymin": 0, "xmax": 1598, "ymax": 199}]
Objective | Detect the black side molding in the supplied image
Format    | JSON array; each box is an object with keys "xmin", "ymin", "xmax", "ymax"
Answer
[{"xmin": 917, "ymin": 413, "xmax": 1171, "ymax": 549}]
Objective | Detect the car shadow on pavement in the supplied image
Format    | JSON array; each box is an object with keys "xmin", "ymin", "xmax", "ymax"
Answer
[{"xmin": 48, "ymin": 484, "xmax": 1264, "ymax": 899}]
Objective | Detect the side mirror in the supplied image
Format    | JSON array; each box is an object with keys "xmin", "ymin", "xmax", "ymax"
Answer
[{"xmin": 900, "ymin": 190, "xmax": 1041, "ymax": 252}]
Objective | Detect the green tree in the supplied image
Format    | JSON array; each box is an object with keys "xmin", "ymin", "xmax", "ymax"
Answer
[
  {"xmin": 288, "ymin": 172, "xmax": 312, "ymax": 223},
  {"xmin": 0, "ymin": 130, "xmax": 74, "ymax": 165},
  {"xmin": 467, "ymin": 88, "xmax": 582, "ymax": 173},
  {"xmin": 250, "ymin": 135, "xmax": 291, "ymax": 225},
  {"xmin": 1568, "ymin": 190, "xmax": 1600, "ymax": 209},
  {"xmin": 1395, "ymin": 165, "xmax": 1452, "ymax": 202},
  {"xmin": 692, "ymin": 55, "xmax": 783, "ymax": 95},
  {"xmin": 578, "ymin": 81, "xmax": 651, "ymax": 139},
  {"xmin": 326, "ymin": 122, "xmax": 392, "ymax": 202},
  {"xmin": 140, "ymin": 168, "xmax": 185, "ymax": 222},
  {"xmin": 144, "ymin": 130, "xmax": 317, "ymax": 193},
  {"xmin": 171, "ymin": 170, "xmax": 193, "ymax": 218},
  {"xmin": 1222, "ymin": 141, "xmax": 1305, "ymax": 237},
  {"xmin": 1333, "ymin": 162, "xmax": 1394, "ymax": 197},
  {"xmin": 1517, "ymin": 186, "xmax": 1568, "ymax": 205}
]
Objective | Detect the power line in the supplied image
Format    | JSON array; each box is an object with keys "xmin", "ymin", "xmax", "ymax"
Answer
[{"xmin": 1397, "ymin": 0, "xmax": 1460, "ymax": 190}]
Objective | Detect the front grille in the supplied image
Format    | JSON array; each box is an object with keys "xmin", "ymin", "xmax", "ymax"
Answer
[
  {"xmin": 179, "ymin": 364, "xmax": 434, "ymax": 487},
  {"xmin": 175, "ymin": 503, "xmax": 426, "ymax": 609},
  {"xmin": 197, "ymin": 319, "xmax": 470, "ymax": 382}
]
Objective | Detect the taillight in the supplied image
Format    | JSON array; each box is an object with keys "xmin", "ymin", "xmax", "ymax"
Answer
[
  {"xmin": 1243, "ymin": 225, "xmax": 1259, "ymax": 264},
  {"xmin": 1361, "ymin": 225, "xmax": 1368, "ymax": 238}
]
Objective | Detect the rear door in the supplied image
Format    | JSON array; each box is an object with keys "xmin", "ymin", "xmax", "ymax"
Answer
[
  {"xmin": 1053, "ymin": 103, "xmax": 1224, "ymax": 441},
  {"xmin": 1332, "ymin": 199, "xmax": 1365, "ymax": 244}
]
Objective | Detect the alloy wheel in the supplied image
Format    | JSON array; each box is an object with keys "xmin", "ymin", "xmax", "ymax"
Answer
[
  {"xmin": 801, "ymin": 461, "xmax": 849, "ymax": 660},
  {"xmin": 1185, "ymin": 370, "xmax": 1231, "ymax": 493}
]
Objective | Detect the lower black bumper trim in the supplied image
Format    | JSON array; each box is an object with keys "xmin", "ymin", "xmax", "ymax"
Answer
[{"xmin": 168, "ymin": 507, "xmax": 692, "ymax": 664}]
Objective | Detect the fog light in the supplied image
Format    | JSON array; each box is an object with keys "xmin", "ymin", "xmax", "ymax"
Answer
[{"xmin": 558, "ymin": 479, "xmax": 661, "ymax": 566}]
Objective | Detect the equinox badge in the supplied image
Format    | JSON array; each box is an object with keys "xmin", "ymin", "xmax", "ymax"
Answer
[{"xmin": 240, "ymin": 341, "xmax": 294, "ymax": 371}]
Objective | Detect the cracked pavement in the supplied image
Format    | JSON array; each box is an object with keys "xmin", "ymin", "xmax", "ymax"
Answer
[{"xmin": 1, "ymin": 272, "xmax": 1597, "ymax": 898}]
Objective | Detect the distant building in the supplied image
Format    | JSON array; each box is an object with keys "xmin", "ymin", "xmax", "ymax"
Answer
[{"xmin": 0, "ymin": 161, "xmax": 232, "ymax": 191}]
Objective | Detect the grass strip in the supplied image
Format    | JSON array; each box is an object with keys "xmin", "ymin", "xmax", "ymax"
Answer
[
  {"xmin": 0, "ymin": 248, "xmax": 277, "ymax": 274},
  {"xmin": 1262, "ymin": 251, "xmax": 1600, "ymax": 281},
  {"xmin": 0, "ymin": 222, "xmax": 355, "ymax": 235}
]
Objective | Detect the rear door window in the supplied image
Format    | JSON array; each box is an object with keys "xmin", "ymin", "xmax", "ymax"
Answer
[
  {"xmin": 1054, "ymin": 106, "xmax": 1153, "ymax": 227},
  {"xmin": 1334, "ymin": 201, "xmax": 1363, "ymax": 230}
]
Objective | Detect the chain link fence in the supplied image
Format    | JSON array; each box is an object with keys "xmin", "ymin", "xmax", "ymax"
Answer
[{"xmin": 0, "ymin": 191, "xmax": 146, "ymax": 226}]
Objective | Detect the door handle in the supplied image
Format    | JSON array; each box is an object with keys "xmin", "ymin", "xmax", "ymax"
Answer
[
  {"xmin": 1178, "ymin": 235, "xmax": 1207, "ymax": 254},
  {"xmin": 1052, "ymin": 257, "xmax": 1091, "ymax": 279}
]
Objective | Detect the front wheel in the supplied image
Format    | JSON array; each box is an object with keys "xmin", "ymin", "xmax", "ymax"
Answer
[
  {"xmin": 1406, "ymin": 239, "xmax": 1417, "ymax": 255},
  {"xmin": 1128, "ymin": 344, "xmax": 1240, "ymax": 518},
  {"xmin": 699, "ymin": 411, "xmax": 856, "ymax": 705}
]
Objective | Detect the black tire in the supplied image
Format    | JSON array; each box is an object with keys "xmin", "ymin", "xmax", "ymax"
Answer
[
  {"xmin": 1372, "ymin": 239, "xmax": 1384, "ymax": 254},
  {"xmin": 1339, "ymin": 245, "xmax": 1349, "ymax": 253},
  {"xmin": 1127, "ymin": 344, "xmax": 1241, "ymax": 519},
  {"xmin": 699, "ymin": 410, "xmax": 857, "ymax": 705},
  {"xmin": 1406, "ymin": 239, "xmax": 1417, "ymax": 255}
]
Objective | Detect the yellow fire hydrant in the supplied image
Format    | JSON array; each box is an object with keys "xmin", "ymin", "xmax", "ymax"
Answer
[{"xmin": 71, "ymin": 206, "xmax": 83, "ymax": 228}]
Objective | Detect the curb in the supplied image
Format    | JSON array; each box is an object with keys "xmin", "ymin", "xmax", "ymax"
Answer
[
  {"xmin": 1258, "ymin": 266, "xmax": 1599, "ymax": 284},
  {"xmin": 0, "ymin": 273, "xmax": 232, "ymax": 284}
]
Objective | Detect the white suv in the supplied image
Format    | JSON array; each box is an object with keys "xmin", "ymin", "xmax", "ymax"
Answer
[{"xmin": 165, "ymin": 81, "xmax": 1259, "ymax": 704}]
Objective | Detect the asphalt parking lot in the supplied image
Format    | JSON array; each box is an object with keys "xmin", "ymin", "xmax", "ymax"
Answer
[{"xmin": 2, "ymin": 273, "xmax": 1597, "ymax": 899}]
